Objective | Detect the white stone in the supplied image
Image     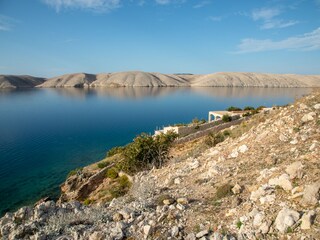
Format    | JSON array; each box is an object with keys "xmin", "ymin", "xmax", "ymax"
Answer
[
  {"xmin": 259, "ymin": 222, "xmax": 270, "ymax": 234},
  {"xmin": 176, "ymin": 203, "xmax": 185, "ymax": 211},
  {"xmin": 189, "ymin": 160, "xmax": 200, "ymax": 169},
  {"xmin": 259, "ymin": 194, "xmax": 276, "ymax": 204},
  {"xmin": 285, "ymin": 161, "xmax": 303, "ymax": 179},
  {"xmin": 253, "ymin": 212, "xmax": 264, "ymax": 227},
  {"xmin": 290, "ymin": 139, "xmax": 298, "ymax": 145},
  {"xmin": 268, "ymin": 174, "xmax": 293, "ymax": 191},
  {"xmin": 300, "ymin": 181, "xmax": 320, "ymax": 206},
  {"xmin": 171, "ymin": 226, "xmax": 179, "ymax": 237},
  {"xmin": 232, "ymin": 184, "xmax": 242, "ymax": 194},
  {"xmin": 89, "ymin": 231, "xmax": 104, "ymax": 240},
  {"xmin": 143, "ymin": 225, "xmax": 152, "ymax": 238},
  {"xmin": 229, "ymin": 149, "xmax": 238, "ymax": 158},
  {"xmin": 185, "ymin": 233, "xmax": 196, "ymax": 240},
  {"xmin": 196, "ymin": 230, "xmax": 209, "ymax": 238},
  {"xmin": 174, "ymin": 177, "xmax": 181, "ymax": 185},
  {"xmin": 238, "ymin": 145, "xmax": 248, "ymax": 153},
  {"xmin": 275, "ymin": 208, "xmax": 300, "ymax": 233},
  {"xmin": 301, "ymin": 210, "xmax": 316, "ymax": 230},
  {"xmin": 301, "ymin": 113, "xmax": 314, "ymax": 123},
  {"xmin": 314, "ymin": 103, "xmax": 320, "ymax": 110}
]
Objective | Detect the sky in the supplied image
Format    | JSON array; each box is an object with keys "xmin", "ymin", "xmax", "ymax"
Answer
[{"xmin": 0, "ymin": 0, "xmax": 320, "ymax": 77}]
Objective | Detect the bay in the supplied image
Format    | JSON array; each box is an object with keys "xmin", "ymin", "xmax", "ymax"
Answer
[{"xmin": 0, "ymin": 87, "xmax": 313, "ymax": 215}]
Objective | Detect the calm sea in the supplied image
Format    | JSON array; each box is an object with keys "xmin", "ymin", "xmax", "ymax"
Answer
[{"xmin": 0, "ymin": 87, "xmax": 313, "ymax": 215}]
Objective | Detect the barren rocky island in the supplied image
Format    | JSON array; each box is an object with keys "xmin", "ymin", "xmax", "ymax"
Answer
[{"xmin": 1, "ymin": 71, "xmax": 320, "ymax": 89}]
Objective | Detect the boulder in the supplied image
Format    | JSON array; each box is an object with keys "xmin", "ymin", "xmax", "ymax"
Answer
[
  {"xmin": 275, "ymin": 208, "xmax": 300, "ymax": 233},
  {"xmin": 268, "ymin": 174, "xmax": 292, "ymax": 191},
  {"xmin": 285, "ymin": 161, "xmax": 303, "ymax": 179},
  {"xmin": 300, "ymin": 181, "xmax": 320, "ymax": 206},
  {"xmin": 301, "ymin": 210, "xmax": 316, "ymax": 230}
]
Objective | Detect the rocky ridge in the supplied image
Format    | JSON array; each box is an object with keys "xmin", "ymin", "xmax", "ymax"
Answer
[
  {"xmin": 1, "ymin": 92, "xmax": 320, "ymax": 240},
  {"xmin": 1, "ymin": 71, "xmax": 320, "ymax": 88},
  {"xmin": 0, "ymin": 75, "xmax": 45, "ymax": 89}
]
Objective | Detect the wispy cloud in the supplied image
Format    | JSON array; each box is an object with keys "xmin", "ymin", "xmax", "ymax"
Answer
[
  {"xmin": 234, "ymin": 27, "xmax": 320, "ymax": 53},
  {"xmin": 251, "ymin": 7, "xmax": 299, "ymax": 29},
  {"xmin": 0, "ymin": 15, "xmax": 15, "ymax": 31},
  {"xmin": 155, "ymin": 0, "xmax": 186, "ymax": 5},
  {"xmin": 193, "ymin": 1, "xmax": 211, "ymax": 9},
  {"xmin": 209, "ymin": 16, "xmax": 223, "ymax": 22},
  {"xmin": 43, "ymin": 0, "xmax": 121, "ymax": 12}
]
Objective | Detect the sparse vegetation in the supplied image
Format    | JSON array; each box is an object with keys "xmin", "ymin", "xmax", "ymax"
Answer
[
  {"xmin": 67, "ymin": 167, "xmax": 83, "ymax": 177},
  {"xmin": 110, "ymin": 175, "xmax": 132, "ymax": 198},
  {"xmin": 83, "ymin": 198, "xmax": 93, "ymax": 206},
  {"xmin": 106, "ymin": 167, "xmax": 119, "ymax": 179},
  {"xmin": 222, "ymin": 114, "xmax": 232, "ymax": 122},
  {"xmin": 236, "ymin": 220, "xmax": 243, "ymax": 229},
  {"xmin": 97, "ymin": 161, "xmax": 109, "ymax": 169},
  {"xmin": 107, "ymin": 146, "xmax": 125, "ymax": 157},
  {"xmin": 257, "ymin": 105, "xmax": 266, "ymax": 111},
  {"xmin": 226, "ymin": 106, "xmax": 242, "ymax": 111},
  {"xmin": 244, "ymin": 106, "xmax": 255, "ymax": 111},
  {"xmin": 205, "ymin": 132, "xmax": 225, "ymax": 147},
  {"xmin": 112, "ymin": 131, "xmax": 178, "ymax": 174},
  {"xmin": 214, "ymin": 184, "xmax": 233, "ymax": 200}
]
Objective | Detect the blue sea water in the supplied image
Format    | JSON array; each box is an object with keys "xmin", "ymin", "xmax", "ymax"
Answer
[{"xmin": 0, "ymin": 87, "xmax": 313, "ymax": 216}]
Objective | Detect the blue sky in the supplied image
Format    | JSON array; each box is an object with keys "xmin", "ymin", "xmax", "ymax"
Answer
[{"xmin": 0, "ymin": 0, "xmax": 319, "ymax": 77}]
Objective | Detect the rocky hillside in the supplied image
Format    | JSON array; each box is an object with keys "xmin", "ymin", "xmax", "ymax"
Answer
[
  {"xmin": 37, "ymin": 73, "xmax": 96, "ymax": 88},
  {"xmin": 1, "ymin": 91, "xmax": 320, "ymax": 240},
  {"xmin": 1, "ymin": 71, "xmax": 320, "ymax": 88},
  {"xmin": 0, "ymin": 75, "xmax": 45, "ymax": 89}
]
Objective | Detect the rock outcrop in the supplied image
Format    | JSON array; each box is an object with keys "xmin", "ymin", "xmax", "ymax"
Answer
[
  {"xmin": 37, "ymin": 73, "xmax": 96, "ymax": 88},
  {"xmin": 0, "ymin": 75, "xmax": 45, "ymax": 89},
  {"xmin": 1, "ymin": 91, "xmax": 320, "ymax": 239}
]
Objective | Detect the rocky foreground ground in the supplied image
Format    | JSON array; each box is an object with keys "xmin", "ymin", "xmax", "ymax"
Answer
[{"xmin": 1, "ymin": 92, "xmax": 320, "ymax": 240}]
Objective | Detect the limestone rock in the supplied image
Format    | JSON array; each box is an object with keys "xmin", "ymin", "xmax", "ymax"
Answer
[
  {"xmin": 314, "ymin": 103, "xmax": 320, "ymax": 110},
  {"xmin": 285, "ymin": 161, "xmax": 303, "ymax": 179},
  {"xmin": 177, "ymin": 197, "xmax": 189, "ymax": 205},
  {"xmin": 301, "ymin": 210, "xmax": 316, "ymax": 230},
  {"xmin": 232, "ymin": 184, "xmax": 242, "ymax": 194},
  {"xmin": 238, "ymin": 145, "xmax": 248, "ymax": 153},
  {"xmin": 300, "ymin": 181, "xmax": 320, "ymax": 206},
  {"xmin": 268, "ymin": 174, "xmax": 292, "ymax": 191},
  {"xmin": 275, "ymin": 208, "xmax": 300, "ymax": 233},
  {"xmin": 171, "ymin": 226, "xmax": 179, "ymax": 237},
  {"xmin": 89, "ymin": 231, "xmax": 105, "ymax": 240},
  {"xmin": 196, "ymin": 230, "xmax": 209, "ymax": 238}
]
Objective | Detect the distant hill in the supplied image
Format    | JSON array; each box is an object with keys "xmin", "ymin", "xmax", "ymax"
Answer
[
  {"xmin": 0, "ymin": 75, "xmax": 45, "ymax": 89},
  {"xmin": 1, "ymin": 71, "xmax": 320, "ymax": 89}
]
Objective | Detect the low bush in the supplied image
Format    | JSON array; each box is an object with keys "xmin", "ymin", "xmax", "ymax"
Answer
[
  {"xmin": 222, "ymin": 114, "xmax": 232, "ymax": 122},
  {"xmin": 67, "ymin": 167, "xmax": 83, "ymax": 177},
  {"xmin": 97, "ymin": 162, "xmax": 109, "ymax": 169},
  {"xmin": 107, "ymin": 146, "xmax": 125, "ymax": 157},
  {"xmin": 244, "ymin": 106, "xmax": 255, "ymax": 111},
  {"xmin": 256, "ymin": 105, "xmax": 266, "ymax": 111},
  {"xmin": 205, "ymin": 132, "xmax": 225, "ymax": 147},
  {"xmin": 115, "ymin": 131, "xmax": 178, "ymax": 174},
  {"xmin": 106, "ymin": 167, "xmax": 119, "ymax": 179},
  {"xmin": 83, "ymin": 198, "xmax": 93, "ymax": 206},
  {"xmin": 110, "ymin": 175, "xmax": 131, "ymax": 198},
  {"xmin": 226, "ymin": 106, "xmax": 242, "ymax": 111},
  {"xmin": 214, "ymin": 184, "xmax": 233, "ymax": 200}
]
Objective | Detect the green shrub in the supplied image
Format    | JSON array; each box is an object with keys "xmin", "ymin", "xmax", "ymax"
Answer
[
  {"xmin": 107, "ymin": 146, "xmax": 125, "ymax": 157},
  {"xmin": 106, "ymin": 168, "xmax": 119, "ymax": 179},
  {"xmin": 223, "ymin": 130, "xmax": 231, "ymax": 136},
  {"xmin": 222, "ymin": 114, "xmax": 232, "ymax": 122},
  {"xmin": 214, "ymin": 184, "xmax": 233, "ymax": 200},
  {"xmin": 110, "ymin": 175, "xmax": 131, "ymax": 198},
  {"xmin": 83, "ymin": 198, "xmax": 93, "ymax": 206},
  {"xmin": 192, "ymin": 117, "xmax": 199, "ymax": 124},
  {"xmin": 97, "ymin": 162, "xmax": 109, "ymax": 169},
  {"xmin": 205, "ymin": 132, "xmax": 225, "ymax": 147},
  {"xmin": 67, "ymin": 167, "xmax": 83, "ymax": 177},
  {"xmin": 236, "ymin": 220, "xmax": 243, "ymax": 229},
  {"xmin": 226, "ymin": 106, "xmax": 242, "ymax": 111},
  {"xmin": 256, "ymin": 105, "xmax": 266, "ymax": 111},
  {"xmin": 117, "ymin": 131, "xmax": 178, "ymax": 173},
  {"xmin": 244, "ymin": 106, "xmax": 255, "ymax": 111}
]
